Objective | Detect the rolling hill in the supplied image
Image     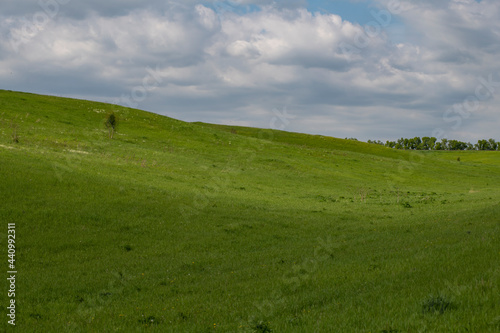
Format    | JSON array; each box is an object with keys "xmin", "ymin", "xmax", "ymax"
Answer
[{"xmin": 0, "ymin": 90, "xmax": 499, "ymax": 332}]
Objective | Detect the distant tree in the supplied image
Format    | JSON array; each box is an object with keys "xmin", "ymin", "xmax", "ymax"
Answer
[
  {"xmin": 420, "ymin": 136, "xmax": 437, "ymax": 150},
  {"xmin": 403, "ymin": 138, "xmax": 410, "ymax": 149},
  {"xmin": 367, "ymin": 139, "xmax": 384, "ymax": 145},
  {"xmin": 459, "ymin": 141, "xmax": 468, "ymax": 150},
  {"xmin": 385, "ymin": 140, "xmax": 397, "ymax": 148},
  {"xmin": 488, "ymin": 138, "xmax": 498, "ymax": 151},
  {"xmin": 441, "ymin": 138, "xmax": 449, "ymax": 150},
  {"xmin": 396, "ymin": 138, "xmax": 404, "ymax": 149},
  {"xmin": 420, "ymin": 137, "xmax": 429, "ymax": 150},
  {"xmin": 448, "ymin": 140, "xmax": 457, "ymax": 150},
  {"xmin": 368, "ymin": 137, "xmax": 497, "ymax": 151},
  {"xmin": 476, "ymin": 139, "xmax": 489, "ymax": 150},
  {"xmin": 420, "ymin": 137, "xmax": 437, "ymax": 150},
  {"xmin": 407, "ymin": 138, "xmax": 415, "ymax": 149},
  {"xmin": 429, "ymin": 137, "xmax": 437, "ymax": 150},
  {"xmin": 105, "ymin": 112, "xmax": 118, "ymax": 139},
  {"xmin": 412, "ymin": 137, "xmax": 422, "ymax": 150},
  {"xmin": 448, "ymin": 140, "xmax": 468, "ymax": 151}
]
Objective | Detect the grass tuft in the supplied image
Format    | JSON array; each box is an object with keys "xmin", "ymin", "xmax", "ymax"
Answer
[
  {"xmin": 251, "ymin": 320, "xmax": 273, "ymax": 332},
  {"xmin": 421, "ymin": 295, "xmax": 456, "ymax": 314},
  {"xmin": 138, "ymin": 315, "xmax": 160, "ymax": 325}
]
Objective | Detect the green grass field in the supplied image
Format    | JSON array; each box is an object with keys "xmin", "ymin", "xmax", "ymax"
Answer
[{"xmin": 0, "ymin": 90, "xmax": 499, "ymax": 332}]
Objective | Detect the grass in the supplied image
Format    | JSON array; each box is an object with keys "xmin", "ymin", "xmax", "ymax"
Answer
[{"xmin": 0, "ymin": 89, "xmax": 499, "ymax": 332}]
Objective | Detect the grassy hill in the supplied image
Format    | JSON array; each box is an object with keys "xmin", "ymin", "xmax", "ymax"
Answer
[{"xmin": 0, "ymin": 90, "xmax": 499, "ymax": 332}]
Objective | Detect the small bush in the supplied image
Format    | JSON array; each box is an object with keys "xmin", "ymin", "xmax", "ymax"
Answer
[
  {"xmin": 29, "ymin": 313, "xmax": 42, "ymax": 320},
  {"xmin": 11, "ymin": 122, "xmax": 19, "ymax": 143},
  {"xmin": 252, "ymin": 320, "xmax": 272, "ymax": 332},
  {"xmin": 105, "ymin": 112, "xmax": 118, "ymax": 139},
  {"xmin": 401, "ymin": 202, "xmax": 412, "ymax": 208}
]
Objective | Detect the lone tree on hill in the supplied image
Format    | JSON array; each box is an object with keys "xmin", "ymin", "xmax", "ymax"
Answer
[{"xmin": 105, "ymin": 112, "xmax": 117, "ymax": 139}]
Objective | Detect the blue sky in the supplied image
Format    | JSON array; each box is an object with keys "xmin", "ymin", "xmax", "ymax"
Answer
[
  {"xmin": 207, "ymin": 0, "xmax": 382, "ymax": 25},
  {"xmin": 1, "ymin": 0, "xmax": 499, "ymax": 141},
  {"xmin": 307, "ymin": 0, "xmax": 406, "ymax": 43},
  {"xmin": 308, "ymin": 0, "xmax": 377, "ymax": 23}
]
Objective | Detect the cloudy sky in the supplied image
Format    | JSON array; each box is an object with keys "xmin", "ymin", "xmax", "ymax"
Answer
[{"xmin": 1, "ymin": 0, "xmax": 499, "ymax": 141}]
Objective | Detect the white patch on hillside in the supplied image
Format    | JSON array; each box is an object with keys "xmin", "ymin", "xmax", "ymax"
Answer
[{"xmin": 66, "ymin": 149, "xmax": 90, "ymax": 155}]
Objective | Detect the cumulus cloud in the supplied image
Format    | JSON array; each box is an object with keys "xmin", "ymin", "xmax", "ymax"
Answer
[{"xmin": 0, "ymin": 0, "xmax": 499, "ymax": 141}]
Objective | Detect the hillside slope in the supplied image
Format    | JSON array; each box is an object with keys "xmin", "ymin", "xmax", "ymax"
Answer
[{"xmin": 0, "ymin": 90, "xmax": 499, "ymax": 332}]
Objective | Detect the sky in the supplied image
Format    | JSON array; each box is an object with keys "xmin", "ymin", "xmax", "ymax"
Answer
[{"xmin": 0, "ymin": 0, "xmax": 499, "ymax": 142}]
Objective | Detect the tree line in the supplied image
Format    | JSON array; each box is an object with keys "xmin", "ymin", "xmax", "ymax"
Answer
[{"xmin": 367, "ymin": 137, "xmax": 499, "ymax": 151}]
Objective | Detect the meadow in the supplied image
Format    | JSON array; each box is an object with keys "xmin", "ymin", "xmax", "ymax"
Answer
[{"xmin": 0, "ymin": 90, "xmax": 499, "ymax": 332}]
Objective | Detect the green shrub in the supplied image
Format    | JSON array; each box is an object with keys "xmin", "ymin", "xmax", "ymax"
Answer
[{"xmin": 105, "ymin": 112, "xmax": 118, "ymax": 138}]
